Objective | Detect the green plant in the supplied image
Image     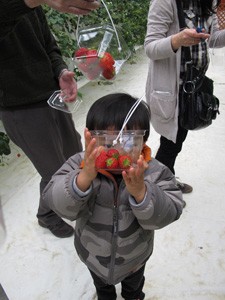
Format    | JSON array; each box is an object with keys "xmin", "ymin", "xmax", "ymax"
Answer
[{"xmin": 0, "ymin": 132, "xmax": 11, "ymax": 165}]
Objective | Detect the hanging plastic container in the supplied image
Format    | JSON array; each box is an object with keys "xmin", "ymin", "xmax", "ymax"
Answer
[
  {"xmin": 47, "ymin": 90, "xmax": 82, "ymax": 114},
  {"xmin": 72, "ymin": 0, "xmax": 131, "ymax": 81}
]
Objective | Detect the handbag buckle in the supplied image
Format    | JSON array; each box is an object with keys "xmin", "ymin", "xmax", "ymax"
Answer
[
  {"xmin": 183, "ymin": 60, "xmax": 196, "ymax": 94},
  {"xmin": 183, "ymin": 80, "xmax": 195, "ymax": 94}
]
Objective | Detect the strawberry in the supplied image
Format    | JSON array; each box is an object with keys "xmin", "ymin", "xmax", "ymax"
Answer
[
  {"xmin": 75, "ymin": 48, "xmax": 102, "ymax": 80},
  {"xmin": 99, "ymin": 52, "xmax": 115, "ymax": 68},
  {"xmin": 79, "ymin": 49, "xmax": 101, "ymax": 80},
  {"xmin": 95, "ymin": 150, "xmax": 108, "ymax": 169},
  {"xmin": 102, "ymin": 65, "xmax": 116, "ymax": 80},
  {"xmin": 107, "ymin": 149, "xmax": 119, "ymax": 159},
  {"xmin": 118, "ymin": 155, "xmax": 132, "ymax": 169},
  {"xmin": 74, "ymin": 47, "xmax": 89, "ymax": 58},
  {"xmin": 86, "ymin": 49, "xmax": 99, "ymax": 64},
  {"xmin": 106, "ymin": 157, "xmax": 118, "ymax": 169},
  {"xmin": 99, "ymin": 52, "xmax": 115, "ymax": 80}
]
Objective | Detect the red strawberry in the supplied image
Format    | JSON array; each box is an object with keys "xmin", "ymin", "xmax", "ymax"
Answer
[
  {"xmin": 100, "ymin": 52, "xmax": 115, "ymax": 67},
  {"xmin": 118, "ymin": 155, "xmax": 132, "ymax": 169},
  {"xmin": 106, "ymin": 157, "xmax": 118, "ymax": 169},
  {"xmin": 95, "ymin": 150, "xmax": 108, "ymax": 169},
  {"xmin": 102, "ymin": 65, "xmax": 116, "ymax": 80},
  {"xmin": 74, "ymin": 47, "xmax": 89, "ymax": 58},
  {"xmin": 107, "ymin": 149, "xmax": 119, "ymax": 159},
  {"xmin": 81, "ymin": 49, "xmax": 101, "ymax": 80},
  {"xmin": 86, "ymin": 49, "xmax": 98, "ymax": 64},
  {"xmin": 99, "ymin": 52, "xmax": 115, "ymax": 80}
]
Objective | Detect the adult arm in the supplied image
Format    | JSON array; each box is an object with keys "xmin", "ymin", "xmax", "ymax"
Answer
[
  {"xmin": 0, "ymin": 0, "xmax": 100, "ymax": 23},
  {"xmin": 208, "ymin": 10, "xmax": 225, "ymax": 48},
  {"xmin": 144, "ymin": 0, "xmax": 209, "ymax": 60},
  {"xmin": 24, "ymin": 0, "xmax": 100, "ymax": 15},
  {"xmin": 144, "ymin": 0, "xmax": 178, "ymax": 60}
]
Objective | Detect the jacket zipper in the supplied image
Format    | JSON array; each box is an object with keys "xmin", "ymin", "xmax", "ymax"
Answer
[{"xmin": 108, "ymin": 180, "xmax": 120, "ymax": 284}]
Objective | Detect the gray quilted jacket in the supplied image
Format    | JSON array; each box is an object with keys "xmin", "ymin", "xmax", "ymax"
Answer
[{"xmin": 43, "ymin": 152, "xmax": 184, "ymax": 285}]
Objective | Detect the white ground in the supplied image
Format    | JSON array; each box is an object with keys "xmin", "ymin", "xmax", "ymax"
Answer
[{"xmin": 0, "ymin": 47, "xmax": 225, "ymax": 300}]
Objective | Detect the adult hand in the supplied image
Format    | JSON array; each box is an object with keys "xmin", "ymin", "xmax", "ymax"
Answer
[
  {"xmin": 59, "ymin": 70, "xmax": 77, "ymax": 102},
  {"xmin": 25, "ymin": 0, "xmax": 101, "ymax": 15},
  {"xmin": 122, "ymin": 155, "xmax": 148, "ymax": 204},
  {"xmin": 171, "ymin": 28, "xmax": 210, "ymax": 51}
]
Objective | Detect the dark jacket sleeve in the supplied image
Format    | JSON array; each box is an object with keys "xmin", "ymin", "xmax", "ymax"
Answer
[
  {"xmin": 0, "ymin": 0, "xmax": 32, "ymax": 23},
  {"xmin": 36, "ymin": 8, "xmax": 68, "ymax": 78},
  {"xmin": 0, "ymin": 1, "xmax": 67, "ymax": 78}
]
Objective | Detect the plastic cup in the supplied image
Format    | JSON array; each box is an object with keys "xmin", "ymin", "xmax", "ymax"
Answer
[{"xmin": 47, "ymin": 90, "xmax": 82, "ymax": 114}]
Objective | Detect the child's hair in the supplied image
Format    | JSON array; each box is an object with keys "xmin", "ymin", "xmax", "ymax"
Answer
[{"xmin": 86, "ymin": 93, "xmax": 150, "ymax": 142}]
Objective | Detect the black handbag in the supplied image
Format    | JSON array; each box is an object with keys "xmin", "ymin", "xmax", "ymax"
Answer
[
  {"xmin": 176, "ymin": 0, "xmax": 220, "ymax": 130},
  {"xmin": 179, "ymin": 62, "xmax": 220, "ymax": 130}
]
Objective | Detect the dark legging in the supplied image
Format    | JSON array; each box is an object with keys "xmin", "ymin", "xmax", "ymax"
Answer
[
  {"xmin": 1, "ymin": 104, "xmax": 82, "ymax": 225},
  {"xmin": 155, "ymin": 123, "xmax": 188, "ymax": 174},
  {"xmin": 89, "ymin": 265, "xmax": 146, "ymax": 300}
]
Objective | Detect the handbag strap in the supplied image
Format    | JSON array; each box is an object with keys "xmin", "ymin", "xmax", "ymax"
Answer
[
  {"xmin": 175, "ymin": 0, "xmax": 191, "ymax": 61},
  {"xmin": 175, "ymin": 0, "xmax": 207, "ymax": 91}
]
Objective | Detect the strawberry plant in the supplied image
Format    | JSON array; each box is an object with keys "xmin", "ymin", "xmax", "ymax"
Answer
[{"xmin": 0, "ymin": 132, "xmax": 11, "ymax": 166}]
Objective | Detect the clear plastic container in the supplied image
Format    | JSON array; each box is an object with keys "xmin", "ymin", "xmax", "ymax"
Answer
[
  {"xmin": 90, "ymin": 130, "xmax": 145, "ymax": 171},
  {"xmin": 72, "ymin": 24, "xmax": 131, "ymax": 81},
  {"xmin": 47, "ymin": 90, "xmax": 82, "ymax": 114}
]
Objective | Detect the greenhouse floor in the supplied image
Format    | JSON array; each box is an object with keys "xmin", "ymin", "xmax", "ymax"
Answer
[{"xmin": 0, "ymin": 47, "xmax": 225, "ymax": 300}]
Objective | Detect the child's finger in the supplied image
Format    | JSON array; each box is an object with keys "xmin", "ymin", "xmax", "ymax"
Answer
[
  {"xmin": 84, "ymin": 128, "xmax": 93, "ymax": 149},
  {"xmin": 124, "ymin": 167, "xmax": 137, "ymax": 184},
  {"xmin": 86, "ymin": 138, "xmax": 96, "ymax": 156},
  {"xmin": 86, "ymin": 148, "xmax": 98, "ymax": 165},
  {"xmin": 134, "ymin": 156, "xmax": 145, "ymax": 175}
]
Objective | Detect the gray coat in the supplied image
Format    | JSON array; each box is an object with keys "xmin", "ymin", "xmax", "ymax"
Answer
[
  {"xmin": 145, "ymin": 0, "xmax": 225, "ymax": 142},
  {"xmin": 43, "ymin": 152, "xmax": 184, "ymax": 285}
]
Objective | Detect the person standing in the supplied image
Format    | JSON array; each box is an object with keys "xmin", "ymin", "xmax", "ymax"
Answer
[
  {"xmin": 43, "ymin": 93, "xmax": 184, "ymax": 299},
  {"xmin": 0, "ymin": 0, "xmax": 100, "ymax": 238},
  {"xmin": 144, "ymin": 0, "xmax": 225, "ymax": 193}
]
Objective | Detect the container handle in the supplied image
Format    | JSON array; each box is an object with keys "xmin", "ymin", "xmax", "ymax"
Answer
[
  {"xmin": 112, "ymin": 95, "xmax": 145, "ymax": 146},
  {"xmin": 76, "ymin": 0, "xmax": 122, "ymax": 52}
]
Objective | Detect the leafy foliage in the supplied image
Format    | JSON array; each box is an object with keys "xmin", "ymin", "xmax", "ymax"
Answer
[{"xmin": 0, "ymin": 132, "xmax": 11, "ymax": 165}]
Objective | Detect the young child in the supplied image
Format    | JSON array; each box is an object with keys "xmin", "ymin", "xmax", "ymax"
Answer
[{"xmin": 43, "ymin": 93, "xmax": 185, "ymax": 300}]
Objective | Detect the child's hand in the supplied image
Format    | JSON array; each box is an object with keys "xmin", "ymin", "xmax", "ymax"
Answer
[
  {"xmin": 76, "ymin": 128, "xmax": 98, "ymax": 192},
  {"xmin": 122, "ymin": 155, "xmax": 148, "ymax": 203}
]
